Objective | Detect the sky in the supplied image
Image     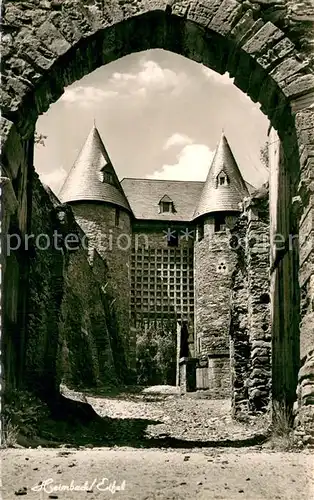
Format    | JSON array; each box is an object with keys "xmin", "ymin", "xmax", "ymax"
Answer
[{"xmin": 34, "ymin": 49, "xmax": 270, "ymax": 195}]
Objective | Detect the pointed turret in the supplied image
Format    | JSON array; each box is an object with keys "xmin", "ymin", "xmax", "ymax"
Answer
[
  {"xmin": 59, "ymin": 125, "xmax": 131, "ymax": 212},
  {"xmin": 193, "ymin": 133, "xmax": 249, "ymax": 219}
]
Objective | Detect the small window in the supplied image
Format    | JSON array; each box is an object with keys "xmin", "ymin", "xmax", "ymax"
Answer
[
  {"xmin": 158, "ymin": 194, "xmax": 175, "ymax": 214},
  {"xmin": 215, "ymin": 214, "xmax": 227, "ymax": 232},
  {"xmin": 168, "ymin": 230, "xmax": 178, "ymax": 247},
  {"xmin": 115, "ymin": 208, "xmax": 120, "ymax": 227},
  {"xmin": 162, "ymin": 201, "xmax": 171, "ymax": 212},
  {"xmin": 99, "ymin": 167, "xmax": 114, "ymax": 185},
  {"xmin": 104, "ymin": 171, "xmax": 113, "ymax": 184},
  {"xmin": 217, "ymin": 170, "xmax": 229, "ymax": 187},
  {"xmin": 197, "ymin": 337, "xmax": 201, "ymax": 354}
]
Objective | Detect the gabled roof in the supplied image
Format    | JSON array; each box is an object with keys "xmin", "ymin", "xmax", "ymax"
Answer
[
  {"xmin": 193, "ymin": 133, "xmax": 249, "ymax": 219},
  {"xmin": 159, "ymin": 194, "xmax": 173, "ymax": 203},
  {"xmin": 59, "ymin": 125, "xmax": 131, "ymax": 212},
  {"xmin": 121, "ymin": 178, "xmax": 204, "ymax": 222},
  {"xmin": 121, "ymin": 177, "xmax": 255, "ymax": 222}
]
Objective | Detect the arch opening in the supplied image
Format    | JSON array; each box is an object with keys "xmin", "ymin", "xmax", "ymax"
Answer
[{"xmin": 2, "ymin": 3, "xmax": 314, "ymax": 443}]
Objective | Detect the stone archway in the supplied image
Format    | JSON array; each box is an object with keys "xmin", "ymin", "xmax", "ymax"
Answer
[{"xmin": 2, "ymin": 0, "xmax": 314, "ymax": 435}]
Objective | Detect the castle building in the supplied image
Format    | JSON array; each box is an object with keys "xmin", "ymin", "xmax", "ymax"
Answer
[{"xmin": 59, "ymin": 125, "xmax": 252, "ymax": 393}]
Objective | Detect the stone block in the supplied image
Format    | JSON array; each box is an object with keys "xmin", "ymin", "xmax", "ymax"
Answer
[
  {"xmin": 187, "ymin": 0, "xmax": 222, "ymax": 27},
  {"xmin": 283, "ymin": 74, "xmax": 314, "ymax": 99},
  {"xmin": 251, "ymin": 340, "xmax": 271, "ymax": 349},
  {"xmin": 256, "ymin": 37, "xmax": 294, "ymax": 70},
  {"xmin": 298, "ymin": 360, "xmax": 314, "ymax": 381},
  {"xmin": 251, "ymin": 366, "xmax": 271, "ymax": 376},
  {"xmin": 209, "ymin": 0, "xmax": 244, "ymax": 36},
  {"xmin": 252, "ymin": 356, "xmax": 270, "ymax": 366},
  {"xmin": 36, "ymin": 20, "xmax": 71, "ymax": 56},
  {"xmin": 300, "ymin": 312, "xmax": 314, "ymax": 360},
  {"xmin": 230, "ymin": 10, "xmax": 263, "ymax": 45},
  {"xmin": 251, "ymin": 347, "xmax": 270, "ymax": 358},
  {"xmin": 242, "ymin": 21, "xmax": 284, "ymax": 55},
  {"xmin": 170, "ymin": 0, "xmax": 190, "ymax": 18},
  {"xmin": 269, "ymin": 57, "xmax": 309, "ymax": 84}
]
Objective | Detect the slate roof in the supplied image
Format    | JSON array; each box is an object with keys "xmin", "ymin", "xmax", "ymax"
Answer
[
  {"xmin": 121, "ymin": 178, "xmax": 204, "ymax": 222},
  {"xmin": 121, "ymin": 177, "xmax": 255, "ymax": 222},
  {"xmin": 59, "ymin": 127, "xmax": 255, "ymax": 222},
  {"xmin": 59, "ymin": 125, "xmax": 131, "ymax": 212},
  {"xmin": 193, "ymin": 133, "xmax": 249, "ymax": 219}
]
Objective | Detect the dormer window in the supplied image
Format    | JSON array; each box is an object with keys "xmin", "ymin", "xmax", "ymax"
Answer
[
  {"xmin": 217, "ymin": 170, "xmax": 229, "ymax": 187},
  {"xmin": 158, "ymin": 195, "xmax": 175, "ymax": 214},
  {"xmin": 162, "ymin": 201, "xmax": 171, "ymax": 212},
  {"xmin": 103, "ymin": 171, "xmax": 113, "ymax": 184},
  {"xmin": 99, "ymin": 166, "xmax": 114, "ymax": 185}
]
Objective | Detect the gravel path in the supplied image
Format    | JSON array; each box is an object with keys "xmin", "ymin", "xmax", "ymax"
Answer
[
  {"xmin": 2, "ymin": 389, "xmax": 313, "ymax": 499},
  {"xmin": 86, "ymin": 392, "xmax": 269, "ymax": 444}
]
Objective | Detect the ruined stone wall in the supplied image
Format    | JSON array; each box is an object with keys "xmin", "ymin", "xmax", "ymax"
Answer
[
  {"xmin": 69, "ymin": 202, "xmax": 133, "ymax": 376},
  {"xmin": 1, "ymin": 127, "xmax": 34, "ymax": 392},
  {"xmin": 23, "ymin": 172, "xmax": 117, "ymax": 398},
  {"xmin": 245, "ymin": 199, "xmax": 271, "ymax": 412},
  {"xmin": 230, "ymin": 214, "xmax": 250, "ymax": 415},
  {"xmin": 194, "ymin": 215, "xmax": 238, "ymax": 396},
  {"xmin": 230, "ymin": 195, "xmax": 271, "ymax": 415}
]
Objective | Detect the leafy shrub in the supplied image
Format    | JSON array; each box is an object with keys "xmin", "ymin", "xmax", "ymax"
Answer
[
  {"xmin": 2, "ymin": 390, "xmax": 50, "ymax": 444},
  {"xmin": 272, "ymin": 400, "xmax": 294, "ymax": 437},
  {"xmin": 1, "ymin": 420, "xmax": 19, "ymax": 448},
  {"xmin": 136, "ymin": 324, "xmax": 176, "ymax": 385}
]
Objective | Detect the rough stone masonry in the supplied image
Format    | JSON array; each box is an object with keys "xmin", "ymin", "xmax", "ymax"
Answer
[{"xmin": 1, "ymin": 0, "xmax": 314, "ymax": 441}]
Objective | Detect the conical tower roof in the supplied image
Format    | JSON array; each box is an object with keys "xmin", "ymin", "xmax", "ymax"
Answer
[
  {"xmin": 59, "ymin": 125, "xmax": 131, "ymax": 212},
  {"xmin": 193, "ymin": 133, "xmax": 249, "ymax": 219}
]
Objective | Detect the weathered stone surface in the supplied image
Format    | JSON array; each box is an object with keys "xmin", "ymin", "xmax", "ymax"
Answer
[
  {"xmin": 256, "ymin": 37, "xmax": 294, "ymax": 70},
  {"xmin": 70, "ymin": 202, "xmax": 133, "ymax": 374},
  {"xmin": 1, "ymin": 0, "xmax": 314, "ymax": 433},
  {"xmin": 23, "ymin": 171, "xmax": 118, "ymax": 397},
  {"xmin": 230, "ymin": 10, "xmax": 263, "ymax": 45},
  {"xmin": 208, "ymin": 0, "xmax": 244, "ymax": 36},
  {"xmin": 270, "ymin": 56, "xmax": 309, "ymax": 83},
  {"xmin": 252, "ymin": 340, "xmax": 271, "ymax": 349},
  {"xmin": 0, "ymin": 177, "xmax": 18, "ymax": 258},
  {"xmin": 242, "ymin": 21, "xmax": 284, "ymax": 55},
  {"xmin": 283, "ymin": 74, "xmax": 314, "ymax": 99},
  {"xmin": 187, "ymin": 0, "xmax": 222, "ymax": 26},
  {"xmin": 230, "ymin": 194, "xmax": 271, "ymax": 415},
  {"xmin": 251, "ymin": 348, "xmax": 270, "ymax": 358}
]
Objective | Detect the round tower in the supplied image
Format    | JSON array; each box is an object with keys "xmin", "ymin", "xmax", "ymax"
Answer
[
  {"xmin": 193, "ymin": 133, "xmax": 249, "ymax": 396},
  {"xmin": 59, "ymin": 125, "xmax": 134, "ymax": 379}
]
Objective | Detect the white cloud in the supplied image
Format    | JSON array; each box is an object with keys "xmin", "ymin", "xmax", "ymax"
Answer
[
  {"xmin": 131, "ymin": 87, "xmax": 147, "ymax": 98},
  {"xmin": 201, "ymin": 66, "xmax": 234, "ymax": 85},
  {"xmin": 60, "ymin": 86, "xmax": 118, "ymax": 106},
  {"xmin": 163, "ymin": 133, "xmax": 193, "ymax": 150},
  {"xmin": 110, "ymin": 60, "xmax": 187, "ymax": 93},
  {"xmin": 39, "ymin": 166, "xmax": 67, "ymax": 195},
  {"xmin": 148, "ymin": 144, "xmax": 214, "ymax": 181}
]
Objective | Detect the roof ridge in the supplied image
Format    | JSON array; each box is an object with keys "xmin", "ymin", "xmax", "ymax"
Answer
[{"xmin": 121, "ymin": 177, "xmax": 205, "ymax": 183}]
